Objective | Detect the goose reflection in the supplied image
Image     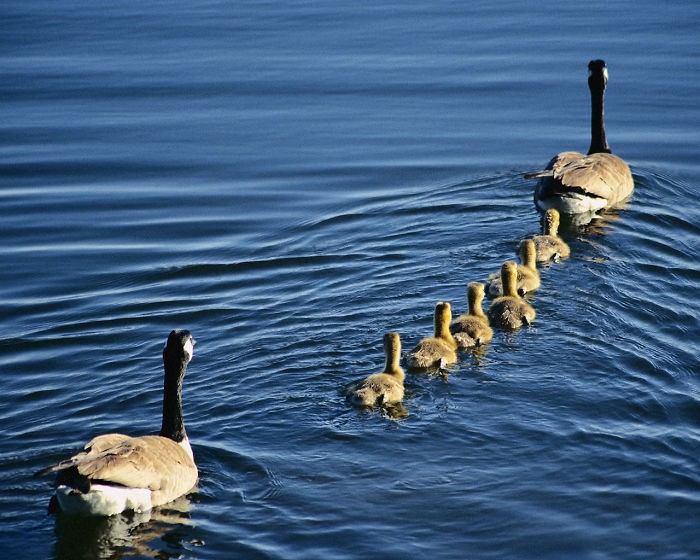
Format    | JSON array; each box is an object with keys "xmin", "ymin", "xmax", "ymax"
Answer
[
  {"xmin": 52, "ymin": 494, "xmax": 199, "ymax": 560},
  {"xmin": 554, "ymin": 203, "xmax": 624, "ymax": 232}
]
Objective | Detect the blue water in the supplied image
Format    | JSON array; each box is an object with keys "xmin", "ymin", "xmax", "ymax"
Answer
[{"xmin": 2, "ymin": 1, "xmax": 699, "ymax": 558}]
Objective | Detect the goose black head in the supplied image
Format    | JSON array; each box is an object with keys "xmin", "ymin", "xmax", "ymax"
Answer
[
  {"xmin": 588, "ymin": 59, "xmax": 608, "ymax": 90},
  {"xmin": 164, "ymin": 329, "xmax": 195, "ymax": 363}
]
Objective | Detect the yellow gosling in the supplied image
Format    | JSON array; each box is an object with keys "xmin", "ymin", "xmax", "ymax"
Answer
[
  {"xmin": 487, "ymin": 262, "xmax": 537, "ymax": 329},
  {"xmin": 528, "ymin": 208, "xmax": 571, "ymax": 263},
  {"xmin": 407, "ymin": 302, "xmax": 458, "ymax": 371},
  {"xmin": 487, "ymin": 239, "xmax": 541, "ymax": 297},
  {"xmin": 450, "ymin": 282, "xmax": 493, "ymax": 349},
  {"xmin": 347, "ymin": 332, "xmax": 405, "ymax": 407}
]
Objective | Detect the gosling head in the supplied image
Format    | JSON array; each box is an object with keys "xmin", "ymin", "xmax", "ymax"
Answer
[
  {"xmin": 543, "ymin": 208, "xmax": 561, "ymax": 236},
  {"xmin": 382, "ymin": 331, "xmax": 403, "ymax": 376},
  {"xmin": 500, "ymin": 261, "xmax": 519, "ymax": 298},
  {"xmin": 435, "ymin": 301, "xmax": 452, "ymax": 322},
  {"xmin": 518, "ymin": 238, "xmax": 537, "ymax": 270},
  {"xmin": 467, "ymin": 282, "xmax": 486, "ymax": 307},
  {"xmin": 433, "ymin": 301, "xmax": 454, "ymax": 339},
  {"xmin": 383, "ymin": 331, "xmax": 401, "ymax": 357}
]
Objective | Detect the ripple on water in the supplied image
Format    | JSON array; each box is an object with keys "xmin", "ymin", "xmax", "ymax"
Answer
[{"xmin": 5, "ymin": 164, "xmax": 700, "ymax": 559}]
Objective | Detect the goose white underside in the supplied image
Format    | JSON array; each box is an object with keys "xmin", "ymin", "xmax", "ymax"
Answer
[
  {"xmin": 55, "ymin": 484, "xmax": 152, "ymax": 516},
  {"xmin": 534, "ymin": 188, "xmax": 608, "ymax": 214}
]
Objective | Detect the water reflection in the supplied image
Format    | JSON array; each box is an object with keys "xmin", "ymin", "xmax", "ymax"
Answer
[
  {"xmin": 555, "ymin": 203, "xmax": 625, "ymax": 233},
  {"xmin": 464, "ymin": 344, "xmax": 491, "ymax": 368},
  {"xmin": 381, "ymin": 402, "xmax": 410, "ymax": 420},
  {"xmin": 52, "ymin": 496, "xmax": 197, "ymax": 560}
]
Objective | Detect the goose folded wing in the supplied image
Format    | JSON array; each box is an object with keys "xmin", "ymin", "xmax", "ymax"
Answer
[
  {"xmin": 73, "ymin": 435, "xmax": 195, "ymax": 491},
  {"xmin": 524, "ymin": 151, "xmax": 583, "ymax": 179},
  {"xmin": 34, "ymin": 433, "xmax": 131, "ymax": 476},
  {"xmin": 554, "ymin": 153, "xmax": 628, "ymax": 200}
]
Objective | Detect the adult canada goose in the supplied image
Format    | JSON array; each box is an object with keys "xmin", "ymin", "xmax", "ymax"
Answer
[
  {"xmin": 487, "ymin": 239, "xmax": 540, "ymax": 297},
  {"xmin": 526, "ymin": 60, "xmax": 634, "ymax": 213},
  {"xmin": 450, "ymin": 282, "xmax": 493, "ymax": 348},
  {"xmin": 36, "ymin": 330, "xmax": 198, "ymax": 516},
  {"xmin": 407, "ymin": 302, "xmax": 458, "ymax": 371},
  {"xmin": 346, "ymin": 332, "xmax": 405, "ymax": 407},
  {"xmin": 487, "ymin": 262, "xmax": 536, "ymax": 329},
  {"xmin": 525, "ymin": 208, "xmax": 571, "ymax": 263}
]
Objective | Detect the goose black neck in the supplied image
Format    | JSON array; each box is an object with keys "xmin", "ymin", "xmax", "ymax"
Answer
[
  {"xmin": 160, "ymin": 352, "xmax": 188, "ymax": 442},
  {"xmin": 588, "ymin": 80, "xmax": 611, "ymax": 155}
]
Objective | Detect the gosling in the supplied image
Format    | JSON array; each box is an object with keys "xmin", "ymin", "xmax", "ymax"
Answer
[
  {"xmin": 487, "ymin": 262, "xmax": 536, "ymax": 329},
  {"xmin": 407, "ymin": 302, "xmax": 458, "ymax": 371},
  {"xmin": 487, "ymin": 239, "xmax": 540, "ymax": 297},
  {"xmin": 526, "ymin": 208, "xmax": 571, "ymax": 263},
  {"xmin": 346, "ymin": 332, "xmax": 405, "ymax": 407},
  {"xmin": 450, "ymin": 282, "xmax": 493, "ymax": 348}
]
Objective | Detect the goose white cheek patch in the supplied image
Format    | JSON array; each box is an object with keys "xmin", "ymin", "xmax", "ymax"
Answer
[
  {"xmin": 184, "ymin": 338, "xmax": 194, "ymax": 360},
  {"xmin": 589, "ymin": 68, "xmax": 609, "ymax": 80}
]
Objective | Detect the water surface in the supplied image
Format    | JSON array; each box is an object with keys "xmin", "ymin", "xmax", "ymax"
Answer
[{"xmin": 1, "ymin": 1, "xmax": 699, "ymax": 559}]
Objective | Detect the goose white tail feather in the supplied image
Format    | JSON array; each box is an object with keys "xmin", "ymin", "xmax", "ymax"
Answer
[{"xmin": 55, "ymin": 484, "xmax": 152, "ymax": 516}]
